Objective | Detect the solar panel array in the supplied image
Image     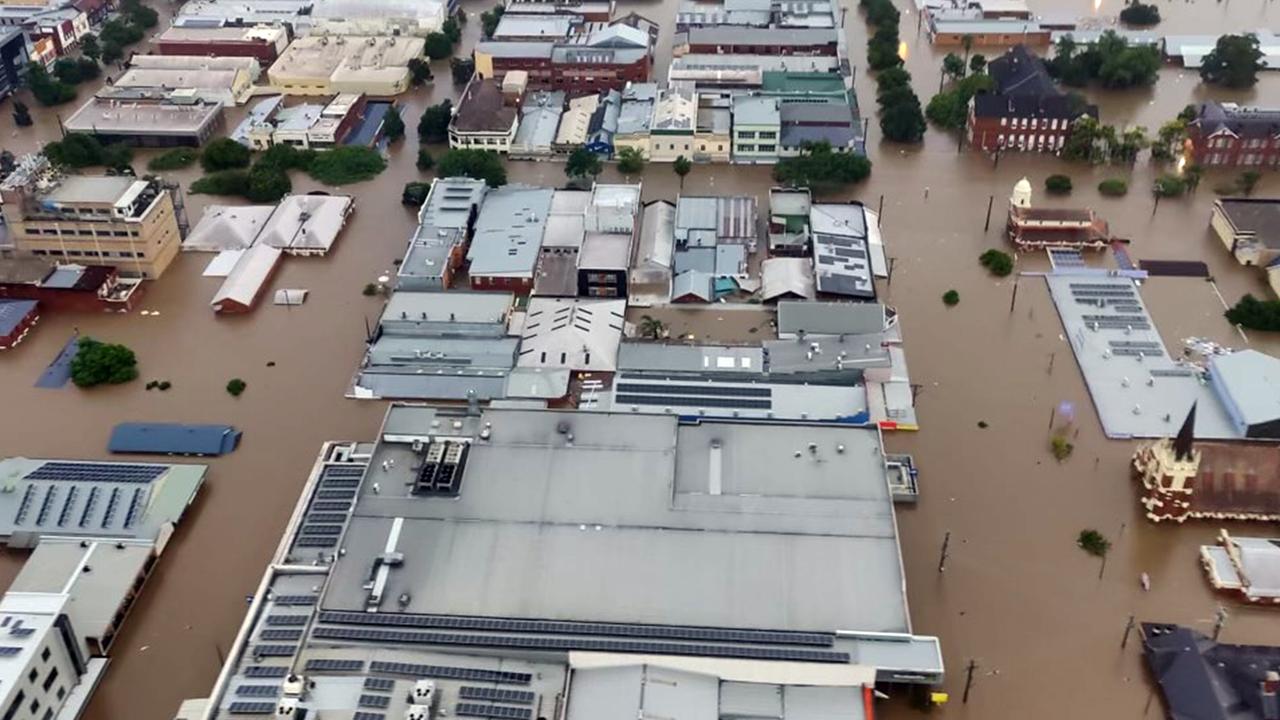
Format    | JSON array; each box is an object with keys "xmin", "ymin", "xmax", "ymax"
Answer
[
  {"xmin": 259, "ymin": 629, "xmax": 302, "ymax": 642},
  {"xmin": 242, "ymin": 665, "xmax": 289, "ymax": 678},
  {"xmin": 353, "ymin": 713, "xmax": 386, "ymax": 720},
  {"xmin": 254, "ymin": 644, "xmax": 297, "ymax": 658},
  {"xmin": 359, "ymin": 694, "xmax": 391, "ymax": 709},
  {"xmin": 318, "ymin": 612, "xmax": 834, "ymax": 646},
  {"xmin": 289, "ymin": 463, "xmax": 365, "ymax": 553},
  {"xmin": 304, "ymin": 658, "xmax": 365, "ymax": 672},
  {"xmin": 319, "ymin": 627, "xmax": 849, "ymax": 663},
  {"xmin": 456, "ymin": 703, "xmax": 534, "ymax": 720},
  {"xmin": 368, "ymin": 662, "xmax": 532, "ymax": 685},
  {"xmin": 265, "ymin": 614, "xmax": 309, "ymax": 626},
  {"xmin": 459, "ymin": 687, "xmax": 535, "ymax": 705},
  {"xmin": 0, "ymin": 646, "xmax": 21, "ymax": 656},
  {"xmin": 235, "ymin": 685, "xmax": 280, "ymax": 697},
  {"xmin": 273, "ymin": 595, "xmax": 318, "ymax": 606},
  {"xmin": 10, "ymin": 476, "xmax": 150, "ymax": 533},
  {"xmin": 364, "ymin": 677, "xmax": 395, "ymax": 692},
  {"xmin": 227, "ymin": 701, "xmax": 275, "ymax": 715},
  {"xmin": 26, "ymin": 462, "xmax": 166, "ymax": 483}
]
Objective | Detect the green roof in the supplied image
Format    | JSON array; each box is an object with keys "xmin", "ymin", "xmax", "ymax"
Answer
[{"xmin": 760, "ymin": 71, "xmax": 847, "ymax": 94}]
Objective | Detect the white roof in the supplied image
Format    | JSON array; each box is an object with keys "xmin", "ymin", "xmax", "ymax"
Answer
[
  {"xmin": 256, "ymin": 194, "xmax": 354, "ymax": 252},
  {"xmin": 212, "ymin": 244, "xmax": 282, "ymax": 308},
  {"xmin": 761, "ymin": 257, "xmax": 815, "ymax": 301},
  {"xmin": 183, "ymin": 204, "xmax": 276, "ymax": 252},
  {"xmin": 556, "ymin": 94, "xmax": 601, "ymax": 145},
  {"xmin": 517, "ymin": 298, "xmax": 626, "ymax": 371}
]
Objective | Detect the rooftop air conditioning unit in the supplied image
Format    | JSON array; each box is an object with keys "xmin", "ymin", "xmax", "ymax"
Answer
[
  {"xmin": 410, "ymin": 680, "xmax": 438, "ymax": 707},
  {"xmin": 282, "ymin": 674, "xmax": 306, "ymax": 699},
  {"xmin": 405, "ymin": 704, "xmax": 433, "ymax": 720},
  {"xmin": 276, "ymin": 698, "xmax": 301, "ymax": 717}
]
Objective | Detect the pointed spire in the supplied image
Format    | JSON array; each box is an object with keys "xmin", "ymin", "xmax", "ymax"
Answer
[{"xmin": 1174, "ymin": 403, "xmax": 1196, "ymax": 461}]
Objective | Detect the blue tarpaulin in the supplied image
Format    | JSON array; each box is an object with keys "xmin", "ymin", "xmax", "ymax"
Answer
[{"xmin": 108, "ymin": 423, "xmax": 241, "ymax": 456}]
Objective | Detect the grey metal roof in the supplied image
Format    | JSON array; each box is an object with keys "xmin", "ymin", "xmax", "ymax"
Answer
[
  {"xmin": 474, "ymin": 41, "xmax": 557, "ymax": 59},
  {"xmin": 685, "ymin": 27, "xmax": 838, "ymax": 46},
  {"xmin": 776, "ymin": 302, "xmax": 885, "ymax": 337},
  {"xmin": 517, "ymin": 298, "xmax": 625, "ymax": 371},
  {"xmin": 467, "ymin": 186, "xmax": 554, "ymax": 277},
  {"xmin": 0, "ymin": 300, "xmax": 36, "ymax": 337},
  {"xmin": 617, "ymin": 343, "xmax": 765, "ymax": 375},
  {"xmin": 733, "ymin": 96, "xmax": 781, "ymax": 126},
  {"xmin": 1210, "ymin": 350, "xmax": 1280, "ymax": 427},
  {"xmin": 675, "ymin": 247, "xmax": 716, "ymax": 275},
  {"xmin": 381, "ymin": 292, "xmax": 512, "ymax": 328},
  {"xmin": 365, "ymin": 336, "xmax": 519, "ymax": 369},
  {"xmin": 515, "ymin": 95, "xmax": 565, "ymax": 153},
  {"xmin": 568, "ymin": 665, "xmax": 718, "ymax": 720},
  {"xmin": 763, "ymin": 336, "xmax": 890, "ymax": 376},
  {"xmin": 672, "ymin": 270, "xmax": 714, "ymax": 301},
  {"xmin": 355, "ymin": 369, "xmax": 511, "ymax": 401},
  {"xmin": 636, "ymin": 201, "xmax": 676, "ymax": 270},
  {"xmin": 324, "ymin": 408, "xmax": 911, "ymax": 635}
]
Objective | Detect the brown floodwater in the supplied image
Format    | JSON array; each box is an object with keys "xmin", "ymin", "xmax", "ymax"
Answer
[{"xmin": 2, "ymin": 0, "xmax": 1280, "ymax": 717}]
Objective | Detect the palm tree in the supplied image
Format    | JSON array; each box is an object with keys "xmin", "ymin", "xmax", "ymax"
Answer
[
  {"xmin": 961, "ymin": 34, "xmax": 974, "ymax": 65},
  {"xmin": 638, "ymin": 315, "xmax": 666, "ymax": 340},
  {"xmin": 673, "ymin": 155, "xmax": 692, "ymax": 188}
]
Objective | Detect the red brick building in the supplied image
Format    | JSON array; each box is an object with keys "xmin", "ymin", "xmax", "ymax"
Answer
[
  {"xmin": 154, "ymin": 26, "xmax": 289, "ymax": 66},
  {"xmin": 967, "ymin": 45, "xmax": 1097, "ymax": 154},
  {"xmin": 476, "ymin": 24, "xmax": 652, "ymax": 95},
  {"xmin": 0, "ymin": 299, "xmax": 38, "ymax": 350},
  {"xmin": 0, "ymin": 261, "xmax": 144, "ymax": 312},
  {"xmin": 1187, "ymin": 101, "xmax": 1280, "ymax": 169},
  {"xmin": 678, "ymin": 27, "xmax": 839, "ymax": 56}
]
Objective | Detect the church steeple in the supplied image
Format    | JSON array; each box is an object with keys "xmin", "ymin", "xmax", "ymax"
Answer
[{"xmin": 1173, "ymin": 403, "xmax": 1196, "ymax": 461}]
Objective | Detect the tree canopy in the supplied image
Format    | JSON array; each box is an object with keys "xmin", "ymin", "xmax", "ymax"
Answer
[
  {"xmin": 436, "ymin": 149, "xmax": 507, "ymax": 187},
  {"xmin": 772, "ymin": 141, "xmax": 871, "ymax": 192},
  {"xmin": 200, "ymin": 137, "xmax": 251, "ymax": 172},
  {"xmin": 942, "ymin": 52, "xmax": 966, "ymax": 80},
  {"xmin": 926, "ymin": 72, "xmax": 992, "ymax": 129},
  {"xmin": 25, "ymin": 62, "xmax": 75, "ymax": 106},
  {"xmin": 480, "ymin": 5, "xmax": 506, "ymax": 38},
  {"xmin": 1200, "ymin": 34, "xmax": 1265, "ymax": 88},
  {"xmin": 1048, "ymin": 31, "xmax": 1160, "ymax": 89},
  {"xmin": 861, "ymin": 0, "xmax": 903, "ymax": 71},
  {"xmin": 1118, "ymin": 0, "xmax": 1160, "ymax": 26},
  {"xmin": 1226, "ymin": 294, "xmax": 1280, "ymax": 331},
  {"xmin": 70, "ymin": 337, "xmax": 138, "ymax": 388},
  {"xmin": 565, "ymin": 146, "xmax": 602, "ymax": 180},
  {"xmin": 382, "ymin": 105, "xmax": 405, "ymax": 141},
  {"xmin": 419, "ymin": 100, "xmax": 453, "ymax": 144},
  {"xmin": 874, "ymin": 61, "xmax": 925, "ymax": 143},
  {"xmin": 43, "ymin": 134, "xmax": 132, "ymax": 170},
  {"xmin": 617, "ymin": 146, "xmax": 645, "ymax": 174},
  {"xmin": 425, "ymin": 32, "xmax": 453, "ymax": 60},
  {"xmin": 307, "ymin": 146, "xmax": 387, "ymax": 185}
]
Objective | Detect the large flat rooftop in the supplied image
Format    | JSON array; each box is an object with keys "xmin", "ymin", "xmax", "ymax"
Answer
[{"xmin": 323, "ymin": 406, "xmax": 910, "ymax": 635}]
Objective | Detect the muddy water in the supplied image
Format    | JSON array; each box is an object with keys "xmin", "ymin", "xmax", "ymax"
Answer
[{"xmin": 2, "ymin": 0, "xmax": 1280, "ymax": 717}]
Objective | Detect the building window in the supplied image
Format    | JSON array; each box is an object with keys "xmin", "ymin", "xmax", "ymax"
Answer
[
  {"xmin": 1000, "ymin": 117, "xmax": 1007, "ymax": 126},
  {"xmin": 29, "ymin": 699, "xmax": 38, "ymax": 715},
  {"xmin": 42, "ymin": 668, "xmax": 57, "ymax": 692},
  {"xmin": 738, "ymin": 131, "xmax": 756, "ymax": 139},
  {"xmin": 55, "ymin": 688, "xmax": 64, "ymax": 701},
  {"xmin": 43, "ymin": 709, "xmax": 52, "ymax": 720},
  {"xmin": 4, "ymin": 690, "xmax": 26, "ymax": 720},
  {"xmin": 759, "ymin": 131, "xmax": 776, "ymax": 139},
  {"xmin": 759, "ymin": 145, "xmax": 776, "ymax": 152},
  {"xmin": 27, "ymin": 669, "xmax": 37, "ymax": 683}
]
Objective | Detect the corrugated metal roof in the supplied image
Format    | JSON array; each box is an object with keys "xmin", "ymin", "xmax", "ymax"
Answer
[{"xmin": 466, "ymin": 186, "xmax": 554, "ymax": 277}]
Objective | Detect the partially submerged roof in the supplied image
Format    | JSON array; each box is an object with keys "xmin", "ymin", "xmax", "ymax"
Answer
[
  {"xmin": 1142, "ymin": 622, "xmax": 1280, "ymax": 720},
  {"xmin": 467, "ymin": 186, "xmax": 554, "ymax": 278},
  {"xmin": 517, "ymin": 297, "xmax": 625, "ymax": 371},
  {"xmin": 183, "ymin": 204, "xmax": 276, "ymax": 252},
  {"xmin": 777, "ymin": 302, "xmax": 886, "ymax": 337},
  {"xmin": 1210, "ymin": 350, "xmax": 1280, "ymax": 428},
  {"xmin": 453, "ymin": 78, "xmax": 519, "ymax": 134},
  {"xmin": 761, "ymin": 258, "xmax": 816, "ymax": 301},
  {"xmin": 636, "ymin": 200, "xmax": 676, "ymax": 270},
  {"xmin": 381, "ymin": 291, "xmax": 513, "ymax": 327},
  {"xmin": 212, "ymin": 243, "xmax": 282, "ymax": 309},
  {"xmin": 1216, "ymin": 198, "xmax": 1280, "ymax": 249},
  {"xmin": 256, "ymin": 194, "xmax": 354, "ymax": 253},
  {"xmin": 0, "ymin": 300, "xmax": 37, "ymax": 337},
  {"xmin": 108, "ymin": 423, "xmax": 241, "ymax": 456}
]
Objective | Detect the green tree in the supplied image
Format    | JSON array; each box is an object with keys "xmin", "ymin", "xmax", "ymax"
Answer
[
  {"xmin": 1226, "ymin": 294, "xmax": 1280, "ymax": 331},
  {"xmin": 417, "ymin": 149, "xmax": 435, "ymax": 172},
  {"xmin": 12, "ymin": 100, "xmax": 32, "ymax": 127},
  {"xmin": 1077, "ymin": 529, "xmax": 1110, "ymax": 557},
  {"xmin": 226, "ymin": 378, "xmax": 247, "ymax": 397},
  {"xmin": 436, "ymin": 148, "xmax": 507, "ymax": 187},
  {"xmin": 418, "ymin": 100, "xmax": 453, "ymax": 143},
  {"xmin": 0, "ymin": 151, "xmax": 13, "ymax": 177},
  {"xmin": 875, "ymin": 66, "xmax": 911, "ymax": 98},
  {"xmin": 307, "ymin": 146, "xmax": 387, "ymax": 185},
  {"xmin": 70, "ymin": 337, "xmax": 139, "ymax": 387},
  {"xmin": 256, "ymin": 144, "xmax": 316, "ymax": 172},
  {"xmin": 880, "ymin": 91, "xmax": 926, "ymax": 143},
  {"xmin": 1109, "ymin": 125, "xmax": 1148, "ymax": 163},
  {"xmin": 53, "ymin": 57, "xmax": 83, "ymax": 84},
  {"xmin": 480, "ymin": 4, "xmax": 505, "ymax": 38},
  {"xmin": 100, "ymin": 143, "xmax": 133, "ymax": 171},
  {"xmin": 616, "ymin": 146, "xmax": 645, "ymax": 174},
  {"xmin": 925, "ymin": 72, "xmax": 992, "ymax": 129},
  {"xmin": 425, "ymin": 32, "xmax": 453, "ymax": 60},
  {"xmin": 1119, "ymin": 0, "xmax": 1160, "ymax": 25},
  {"xmin": 442, "ymin": 17, "xmax": 462, "ymax": 43},
  {"xmin": 1150, "ymin": 118, "xmax": 1187, "ymax": 162},
  {"xmin": 245, "ymin": 166, "xmax": 292, "ymax": 202},
  {"xmin": 1045, "ymin": 174, "xmax": 1073, "ymax": 194},
  {"xmin": 1153, "ymin": 174, "xmax": 1186, "ymax": 198},
  {"xmin": 1238, "ymin": 170, "xmax": 1262, "ymax": 196},
  {"xmin": 565, "ymin": 146, "xmax": 602, "ymax": 182},
  {"xmin": 121, "ymin": 0, "xmax": 158, "ymax": 28},
  {"xmin": 1200, "ymin": 33, "xmax": 1264, "ymax": 88},
  {"xmin": 101, "ymin": 40, "xmax": 123, "ymax": 65},
  {"xmin": 1098, "ymin": 178, "xmax": 1128, "ymax": 196},
  {"xmin": 190, "ymin": 170, "xmax": 251, "ymax": 196},
  {"xmin": 969, "ymin": 53, "xmax": 987, "ymax": 74},
  {"xmin": 25, "ymin": 62, "xmax": 76, "ymax": 106},
  {"xmin": 76, "ymin": 57, "xmax": 100, "ymax": 82},
  {"xmin": 673, "ymin": 155, "xmax": 692, "ymax": 187},
  {"xmin": 961, "ymin": 33, "xmax": 974, "ymax": 64},
  {"xmin": 408, "ymin": 57, "xmax": 433, "ymax": 85},
  {"xmin": 451, "ymin": 57, "xmax": 475, "ymax": 84},
  {"xmin": 200, "ymin": 137, "xmax": 251, "ymax": 171},
  {"xmin": 147, "ymin": 148, "xmax": 199, "ymax": 171},
  {"xmin": 43, "ymin": 134, "xmax": 130, "ymax": 169},
  {"xmin": 638, "ymin": 315, "xmax": 666, "ymax": 339},
  {"xmin": 772, "ymin": 141, "xmax": 872, "ymax": 192},
  {"xmin": 866, "ymin": 25, "xmax": 902, "ymax": 70},
  {"xmin": 942, "ymin": 289, "xmax": 960, "ymax": 306},
  {"xmin": 1177, "ymin": 104, "xmax": 1198, "ymax": 123},
  {"xmin": 382, "ymin": 105, "xmax": 405, "ymax": 141},
  {"xmin": 1183, "ymin": 164, "xmax": 1202, "ymax": 193},
  {"xmin": 80, "ymin": 33, "xmax": 100, "ymax": 61},
  {"xmin": 942, "ymin": 52, "xmax": 966, "ymax": 81},
  {"xmin": 1048, "ymin": 30, "xmax": 1159, "ymax": 89},
  {"xmin": 403, "ymin": 181, "xmax": 432, "ymax": 205},
  {"xmin": 979, "ymin": 249, "xmax": 1014, "ymax": 276},
  {"xmin": 1062, "ymin": 116, "xmax": 1106, "ymax": 163}
]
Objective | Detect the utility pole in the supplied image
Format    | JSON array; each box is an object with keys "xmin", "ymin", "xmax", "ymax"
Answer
[
  {"xmin": 887, "ymin": 257, "xmax": 896, "ymax": 287},
  {"xmin": 983, "ymin": 194, "xmax": 994, "ymax": 232},
  {"xmin": 1152, "ymin": 191, "xmax": 1161, "ymax": 216},
  {"xmin": 1009, "ymin": 275, "xmax": 1020, "ymax": 314},
  {"xmin": 1121, "ymin": 614, "xmax": 1135, "ymax": 649},
  {"xmin": 937, "ymin": 531, "xmax": 951, "ymax": 573},
  {"xmin": 962, "ymin": 659, "xmax": 978, "ymax": 703},
  {"xmin": 1213, "ymin": 605, "xmax": 1229, "ymax": 641},
  {"xmin": 214, "ymin": 642, "xmax": 226, "ymax": 668},
  {"xmin": 876, "ymin": 194, "xmax": 884, "ymax": 225}
]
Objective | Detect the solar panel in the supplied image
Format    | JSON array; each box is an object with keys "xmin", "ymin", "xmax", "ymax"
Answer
[
  {"xmin": 615, "ymin": 383, "xmax": 772, "ymax": 398},
  {"xmin": 265, "ymin": 615, "xmax": 309, "ymax": 627},
  {"xmin": 317, "ymin": 612, "xmax": 834, "ymax": 647},
  {"xmin": 304, "ymin": 658, "xmax": 365, "ymax": 672},
  {"xmin": 124, "ymin": 487, "xmax": 146, "ymax": 528},
  {"xmin": 227, "ymin": 701, "xmax": 275, "ymax": 715},
  {"xmin": 616, "ymin": 394, "xmax": 772, "ymax": 410},
  {"xmin": 459, "ymin": 687, "xmax": 535, "ymax": 705},
  {"xmin": 456, "ymin": 703, "xmax": 533, "ymax": 720},
  {"xmin": 259, "ymin": 629, "xmax": 303, "ymax": 642},
  {"xmin": 57, "ymin": 486, "xmax": 79, "ymax": 527},
  {"xmin": 0, "ymin": 646, "xmax": 21, "ymax": 656},
  {"xmin": 364, "ymin": 677, "xmax": 395, "ymax": 692},
  {"xmin": 317, "ymin": 627, "xmax": 849, "ymax": 663},
  {"xmin": 295, "ymin": 537, "xmax": 337, "ymax": 548},
  {"xmin": 359, "ymin": 695, "xmax": 391, "ymax": 709},
  {"xmin": 367, "ymin": 662, "xmax": 532, "ymax": 685},
  {"xmin": 27, "ymin": 462, "xmax": 165, "ymax": 483},
  {"xmin": 9, "ymin": 628, "xmax": 34, "ymax": 638},
  {"xmin": 322, "ymin": 465, "xmax": 366, "ymax": 478},
  {"xmin": 36, "ymin": 485, "xmax": 58, "ymax": 526},
  {"xmin": 353, "ymin": 713, "xmax": 387, "ymax": 720},
  {"xmin": 78, "ymin": 486, "xmax": 99, "ymax": 528},
  {"xmin": 303, "ymin": 513, "xmax": 348, "ymax": 524},
  {"xmin": 102, "ymin": 487, "xmax": 121, "ymax": 528},
  {"xmin": 254, "ymin": 645, "xmax": 297, "ymax": 658},
  {"xmin": 242, "ymin": 666, "xmax": 289, "ymax": 678},
  {"xmin": 299, "ymin": 525, "xmax": 343, "ymax": 535},
  {"xmin": 316, "ymin": 490, "xmax": 357, "ymax": 500},
  {"xmin": 273, "ymin": 595, "xmax": 318, "ymax": 606},
  {"xmin": 309, "ymin": 501, "xmax": 352, "ymax": 512},
  {"xmin": 13, "ymin": 485, "xmax": 35, "ymax": 525},
  {"xmin": 235, "ymin": 685, "xmax": 280, "ymax": 697}
]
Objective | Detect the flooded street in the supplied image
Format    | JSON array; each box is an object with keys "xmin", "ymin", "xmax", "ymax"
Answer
[{"xmin": 2, "ymin": 0, "xmax": 1280, "ymax": 717}]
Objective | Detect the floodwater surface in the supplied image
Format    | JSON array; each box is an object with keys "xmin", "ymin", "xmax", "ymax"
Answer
[{"xmin": 2, "ymin": 0, "xmax": 1280, "ymax": 718}]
